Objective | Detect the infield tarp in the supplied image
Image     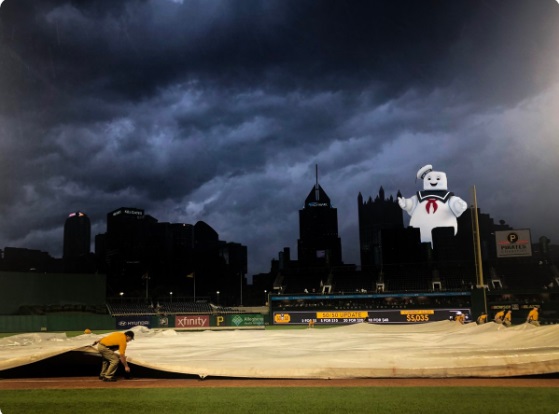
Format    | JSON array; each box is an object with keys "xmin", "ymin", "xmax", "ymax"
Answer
[{"xmin": 1, "ymin": 321, "xmax": 559, "ymax": 378}]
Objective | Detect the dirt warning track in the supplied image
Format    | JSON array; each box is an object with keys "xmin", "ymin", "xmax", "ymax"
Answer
[{"xmin": 1, "ymin": 377, "xmax": 557, "ymax": 390}]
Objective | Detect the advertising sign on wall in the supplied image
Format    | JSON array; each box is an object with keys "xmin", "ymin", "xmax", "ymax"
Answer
[
  {"xmin": 215, "ymin": 314, "xmax": 264, "ymax": 327},
  {"xmin": 116, "ymin": 316, "xmax": 151, "ymax": 329},
  {"xmin": 495, "ymin": 229, "xmax": 532, "ymax": 258},
  {"xmin": 175, "ymin": 315, "xmax": 210, "ymax": 328}
]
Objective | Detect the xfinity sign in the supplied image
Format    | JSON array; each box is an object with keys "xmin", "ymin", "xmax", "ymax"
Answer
[{"xmin": 176, "ymin": 315, "xmax": 210, "ymax": 328}]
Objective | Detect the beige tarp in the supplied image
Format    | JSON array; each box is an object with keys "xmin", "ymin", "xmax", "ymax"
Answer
[{"xmin": 1, "ymin": 321, "xmax": 558, "ymax": 378}]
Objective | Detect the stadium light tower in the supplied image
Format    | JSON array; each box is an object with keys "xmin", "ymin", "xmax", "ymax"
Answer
[{"xmin": 142, "ymin": 273, "xmax": 150, "ymax": 300}]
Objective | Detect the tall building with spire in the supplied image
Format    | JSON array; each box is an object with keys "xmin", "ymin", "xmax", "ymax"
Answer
[{"xmin": 297, "ymin": 166, "xmax": 342, "ymax": 267}]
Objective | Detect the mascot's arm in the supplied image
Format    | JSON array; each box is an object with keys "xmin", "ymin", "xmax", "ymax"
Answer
[
  {"xmin": 449, "ymin": 196, "xmax": 468, "ymax": 217},
  {"xmin": 398, "ymin": 196, "xmax": 417, "ymax": 215}
]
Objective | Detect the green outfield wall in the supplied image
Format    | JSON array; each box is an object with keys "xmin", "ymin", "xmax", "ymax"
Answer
[
  {"xmin": 0, "ymin": 314, "xmax": 115, "ymax": 333},
  {"xmin": 0, "ymin": 312, "xmax": 268, "ymax": 333}
]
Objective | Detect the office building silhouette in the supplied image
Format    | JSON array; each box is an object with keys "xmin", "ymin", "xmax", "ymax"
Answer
[
  {"xmin": 357, "ymin": 187, "xmax": 404, "ymax": 272},
  {"xmin": 298, "ymin": 167, "xmax": 342, "ymax": 268},
  {"xmin": 63, "ymin": 211, "xmax": 91, "ymax": 259},
  {"xmin": 63, "ymin": 211, "xmax": 93, "ymax": 273},
  {"xmin": 95, "ymin": 207, "xmax": 247, "ymax": 303}
]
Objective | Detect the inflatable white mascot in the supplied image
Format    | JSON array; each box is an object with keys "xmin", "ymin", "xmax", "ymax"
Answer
[{"xmin": 398, "ymin": 164, "xmax": 468, "ymax": 245}]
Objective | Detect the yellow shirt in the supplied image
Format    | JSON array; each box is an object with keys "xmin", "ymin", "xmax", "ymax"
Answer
[
  {"xmin": 494, "ymin": 310, "xmax": 505, "ymax": 321},
  {"xmin": 504, "ymin": 311, "xmax": 512, "ymax": 322},
  {"xmin": 99, "ymin": 332, "xmax": 128, "ymax": 355},
  {"xmin": 527, "ymin": 308, "xmax": 539, "ymax": 321}
]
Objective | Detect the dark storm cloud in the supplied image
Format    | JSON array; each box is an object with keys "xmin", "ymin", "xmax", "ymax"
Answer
[
  {"xmin": 2, "ymin": 0, "xmax": 555, "ymax": 123},
  {"xmin": 1, "ymin": 1, "xmax": 474, "ymax": 104},
  {"xmin": 0, "ymin": 0, "xmax": 558, "ymax": 275}
]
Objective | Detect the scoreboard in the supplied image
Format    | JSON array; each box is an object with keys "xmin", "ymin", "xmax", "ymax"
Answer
[{"xmin": 272, "ymin": 308, "xmax": 471, "ymax": 325}]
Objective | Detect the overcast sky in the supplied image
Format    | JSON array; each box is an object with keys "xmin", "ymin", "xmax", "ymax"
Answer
[{"xmin": 1, "ymin": 0, "xmax": 558, "ymax": 277}]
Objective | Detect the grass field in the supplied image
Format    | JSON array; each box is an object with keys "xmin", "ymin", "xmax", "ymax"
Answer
[{"xmin": 0, "ymin": 386, "xmax": 556, "ymax": 414}]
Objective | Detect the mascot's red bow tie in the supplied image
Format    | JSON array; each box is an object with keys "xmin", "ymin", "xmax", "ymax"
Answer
[{"xmin": 426, "ymin": 199, "xmax": 438, "ymax": 213}]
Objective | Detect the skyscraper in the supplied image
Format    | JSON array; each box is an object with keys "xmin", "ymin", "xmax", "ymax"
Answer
[
  {"xmin": 103, "ymin": 207, "xmax": 155, "ymax": 293},
  {"xmin": 357, "ymin": 187, "xmax": 404, "ymax": 271},
  {"xmin": 297, "ymin": 166, "xmax": 342, "ymax": 267},
  {"xmin": 63, "ymin": 211, "xmax": 91, "ymax": 260},
  {"xmin": 63, "ymin": 211, "xmax": 93, "ymax": 273}
]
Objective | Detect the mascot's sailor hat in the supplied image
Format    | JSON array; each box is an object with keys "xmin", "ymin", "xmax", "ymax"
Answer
[{"xmin": 416, "ymin": 164, "xmax": 433, "ymax": 180}]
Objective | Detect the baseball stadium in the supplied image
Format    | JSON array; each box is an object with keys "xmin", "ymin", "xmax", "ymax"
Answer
[{"xmin": 1, "ymin": 266, "xmax": 559, "ymax": 414}]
